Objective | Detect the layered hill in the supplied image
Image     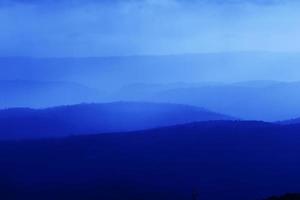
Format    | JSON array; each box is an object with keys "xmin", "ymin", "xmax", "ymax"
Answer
[
  {"xmin": 115, "ymin": 81, "xmax": 300, "ymax": 121},
  {"xmin": 2, "ymin": 78, "xmax": 300, "ymax": 121},
  {"xmin": 0, "ymin": 102, "xmax": 233, "ymax": 140},
  {"xmin": 1, "ymin": 53, "xmax": 300, "ymax": 87}
]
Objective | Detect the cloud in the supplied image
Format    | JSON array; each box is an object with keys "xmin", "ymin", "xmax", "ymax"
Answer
[
  {"xmin": 0, "ymin": 0, "xmax": 300, "ymax": 56},
  {"xmin": 0, "ymin": 0, "xmax": 292, "ymax": 7}
]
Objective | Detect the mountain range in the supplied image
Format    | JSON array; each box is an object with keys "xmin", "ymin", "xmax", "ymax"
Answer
[
  {"xmin": 0, "ymin": 102, "xmax": 233, "ymax": 140},
  {"xmin": 1, "ymin": 52, "xmax": 300, "ymax": 89},
  {"xmin": 0, "ymin": 80, "xmax": 105, "ymax": 108},
  {"xmin": 114, "ymin": 81, "xmax": 300, "ymax": 121},
  {"xmin": 2, "ymin": 79, "xmax": 300, "ymax": 121},
  {"xmin": 2, "ymin": 52, "xmax": 300, "ymax": 121}
]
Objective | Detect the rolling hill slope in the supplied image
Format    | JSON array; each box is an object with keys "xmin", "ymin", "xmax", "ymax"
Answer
[
  {"xmin": 0, "ymin": 121, "xmax": 300, "ymax": 200},
  {"xmin": 115, "ymin": 81, "xmax": 300, "ymax": 121},
  {"xmin": 0, "ymin": 102, "xmax": 234, "ymax": 140}
]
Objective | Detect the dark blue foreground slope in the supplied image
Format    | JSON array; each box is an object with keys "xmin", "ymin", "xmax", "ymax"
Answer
[{"xmin": 0, "ymin": 121, "xmax": 300, "ymax": 200}]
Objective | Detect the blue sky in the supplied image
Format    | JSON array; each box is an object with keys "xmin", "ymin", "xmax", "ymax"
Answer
[{"xmin": 1, "ymin": 0, "xmax": 300, "ymax": 56}]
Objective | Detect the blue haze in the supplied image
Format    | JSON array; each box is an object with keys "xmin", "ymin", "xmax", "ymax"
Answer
[
  {"xmin": 1, "ymin": 2, "xmax": 300, "ymax": 199},
  {"xmin": 1, "ymin": 0, "xmax": 300, "ymax": 120},
  {"xmin": 1, "ymin": 0, "xmax": 300, "ymax": 56}
]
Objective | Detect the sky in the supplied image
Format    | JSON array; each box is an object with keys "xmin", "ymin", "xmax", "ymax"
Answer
[{"xmin": 1, "ymin": 0, "xmax": 300, "ymax": 57}]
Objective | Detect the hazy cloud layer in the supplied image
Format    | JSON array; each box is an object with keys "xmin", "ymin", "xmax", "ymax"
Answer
[
  {"xmin": 1, "ymin": 0, "xmax": 300, "ymax": 56},
  {"xmin": 0, "ymin": 0, "xmax": 290, "ymax": 6}
]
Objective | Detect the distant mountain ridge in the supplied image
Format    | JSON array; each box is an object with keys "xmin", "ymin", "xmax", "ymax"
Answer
[
  {"xmin": 0, "ymin": 80, "xmax": 105, "ymax": 108},
  {"xmin": 278, "ymin": 117, "xmax": 300, "ymax": 125},
  {"xmin": 0, "ymin": 102, "xmax": 234, "ymax": 140},
  {"xmin": 114, "ymin": 81, "xmax": 300, "ymax": 121},
  {"xmin": 2, "ymin": 79, "xmax": 300, "ymax": 121},
  {"xmin": 1, "ymin": 52, "xmax": 300, "ymax": 88}
]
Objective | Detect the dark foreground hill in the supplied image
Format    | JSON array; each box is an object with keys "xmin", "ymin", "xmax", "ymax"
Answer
[
  {"xmin": 265, "ymin": 193, "xmax": 300, "ymax": 200},
  {"xmin": 0, "ymin": 102, "xmax": 233, "ymax": 140},
  {"xmin": 0, "ymin": 121, "xmax": 300, "ymax": 200}
]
